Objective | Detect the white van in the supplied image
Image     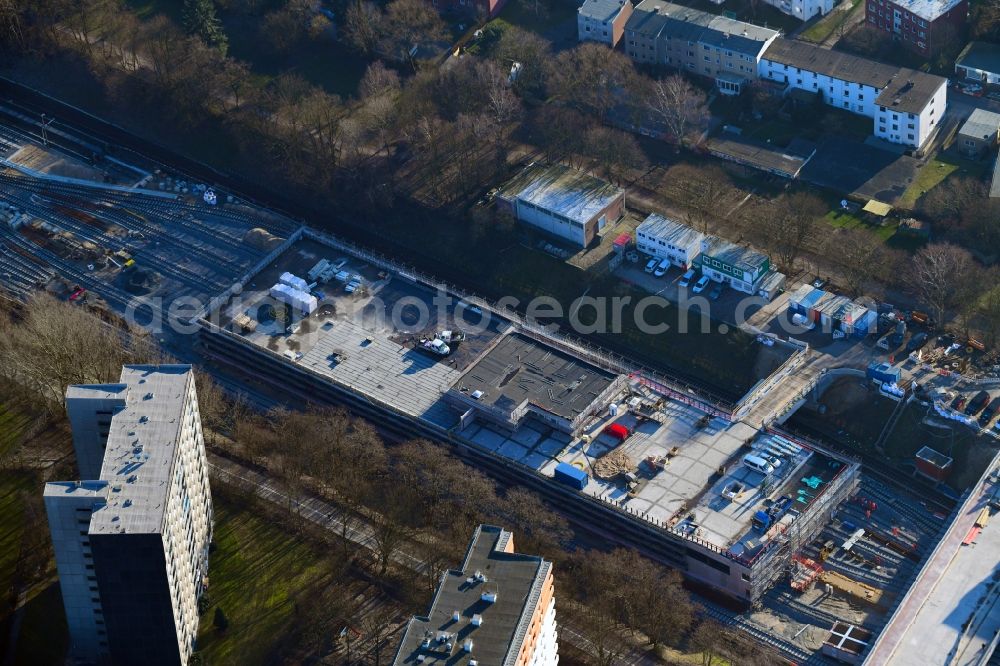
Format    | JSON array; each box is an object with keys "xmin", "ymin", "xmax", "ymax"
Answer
[
  {"xmin": 743, "ymin": 454, "xmax": 775, "ymax": 476},
  {"xmin": 654, "ymin": 258, "xmax": 671, "ymax": 277}
]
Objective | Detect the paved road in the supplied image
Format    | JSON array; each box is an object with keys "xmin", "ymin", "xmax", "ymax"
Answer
[{"xmin": 207, "ymin": 456, "xmax": 664, "ymax": 666}]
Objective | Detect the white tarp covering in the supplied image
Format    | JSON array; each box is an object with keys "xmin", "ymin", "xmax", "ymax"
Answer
[
  {"xmin": 279, "ymin": 272, "xmax": 309, "ymax": 292},
  {"xmin": 270, "ymin": 283, "xmax": 318, "ymax": 314}
]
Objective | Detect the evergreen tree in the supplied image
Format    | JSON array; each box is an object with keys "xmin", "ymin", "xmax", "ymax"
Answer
[{"xmin": 183, "ymin": 0, "xmax": 229, "ymax": 55}]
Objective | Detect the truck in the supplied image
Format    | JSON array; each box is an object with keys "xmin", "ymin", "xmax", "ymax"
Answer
[
  {"xmin": 553, "ymin": 462, "xmax": 589, "ymax": 490},
  {"xmin": 965, "ymin": 390, "xmax": 991, "ymax": 416}
]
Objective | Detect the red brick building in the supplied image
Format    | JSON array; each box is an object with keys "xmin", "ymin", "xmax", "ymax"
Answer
[
  {"xmin": 431, "ymin": 0, "xmax": 507, "ymax": 18},
  {"xmin": 865, "ymin": 0, "xmax": 967, "ymax": 56}
]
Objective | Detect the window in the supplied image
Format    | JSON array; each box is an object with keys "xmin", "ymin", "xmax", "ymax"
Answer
[{"xmin": 908, "ymin": 133, "xmax": 915, "ymax": 140}]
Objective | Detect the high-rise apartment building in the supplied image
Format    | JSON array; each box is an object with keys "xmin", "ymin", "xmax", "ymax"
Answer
[
  {"xmin": 45, "ymin": 365, "xmax": 213, "ymax": 665},
  {"xmin": 391, "ymin": 525, "xmax": 558, "ymax": 666}
]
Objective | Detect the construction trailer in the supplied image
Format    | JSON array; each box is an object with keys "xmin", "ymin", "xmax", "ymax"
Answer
[{"xmin": 788, "ymin": 285, "xmax": 876, "ymax": 336}]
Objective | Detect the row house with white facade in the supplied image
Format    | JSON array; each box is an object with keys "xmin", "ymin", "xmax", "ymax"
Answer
[{"xmin": 758, "ymin": 38, "xmax": 947, "ymax": 148}]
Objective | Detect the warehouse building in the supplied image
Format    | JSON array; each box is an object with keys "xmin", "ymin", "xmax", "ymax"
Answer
[
  {"xmin": 45, "ymin": 365, "xmax": 213, "ymax": 666},
  {"xmin": 758, "ymin": 38, "xmax": 948, "ymax": 149},
  {"xmin": 495, "ymin": 163, "xmax": 625, "ymax": 248},
  {"xmin": 392, "ymin": 525, "xmax": 558, "ymax": 666},
  {"xmin": 635, "ymin": 213, "xmax": 705, "ymax": 268}
]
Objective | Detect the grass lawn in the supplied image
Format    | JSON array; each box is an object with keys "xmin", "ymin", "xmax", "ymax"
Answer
[
  {"xmin": 824, "ymin": 209, "xmax": 898, "ymax": 241},
  {"xmin": 799, "ymin": 0, "xmax": 862, "ymax": 44},
  {"xmin": 195, "ymin": 497, "xmax": 334, "ymax": 665},
  {"xmin": 495, "ymin": 0, "xmax": 578, "ymax": 36},
  {"xmin": 0, "ymin": 473, "xmax": 39, "ymax": 617},
  {"xmin": 0, "ymin": 404, "xmax": 34, "ymax": 459},
  {"xmin": 898, "ymin": 153, "xmax": 990, "ymax": 209}
]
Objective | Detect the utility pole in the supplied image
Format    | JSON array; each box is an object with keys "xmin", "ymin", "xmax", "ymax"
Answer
[{"xmin": 40, "ymin": 113, "xmax": 55, "ymax": 147}]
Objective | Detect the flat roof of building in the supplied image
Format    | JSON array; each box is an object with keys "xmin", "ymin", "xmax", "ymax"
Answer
[
  {"xmin": 706, "ymin": 135, "xmax": 815, "ymax": 178},
  {"xmin": 453, "ymin": 332, "xmax": 618, "ymax": 422},
  {"xmin": 957, "ymin": 41, "xmax": 1000, "ymax": 75},
  {"xmin": 579, "ymin": 0, "xmax": 630, "ymax": 21},
  {"xmin": 627, "ymin": 0, "xmax": 777, "ymax": 53},
  {"xmin": 959, "ymin": 108, "xmax": 1000, "ymax": 140},
  {"xmin": 69, "ymin": 365, "xmax": 194, "ymax": 536},
  {"xmin": 761, "ymin": 39, "xmax": 945, "ymax": 115},
  {"xmin": 700, "ymin": 235, "xmax": 770, "ymax": 274},
  {"xmin": 636, "ymin": 213, "xmax": 704, "ymax": 249},
  {"xmin": 392, "ymin": 525, "xmax": 550, "ymax": 666},
  {"xmin": 496, "ymin": 163, "xmax": 623, "ymax": 227},
  {"xmin": 210, "ymin": 237, "xmax": 508, "ymax": 427},
  {"xmin": 890, "ymin": 0, "xmax": 963, "ymax": 22}
]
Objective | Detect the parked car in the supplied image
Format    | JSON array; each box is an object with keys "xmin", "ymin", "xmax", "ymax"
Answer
[
  {"xmin": 978, "ymin": 397, "xmax": 1000, "ymax": 427},
  {"xmin": 654, "ymin": 258, "xmax": 670, "ymax": 278},
  {"xmin": 709, "ymin": 283, "xmax": 723, "ymax": 300},
  {"xmin": 966, "ymin": 390, "xmax": 991, "ymax": 416},
  {"xmin": 743, "ymin": 454, "xmax": 775, "ymax": 476},
  {"xmin": 906, "ymin": 332, "xmax": 929, "ymax": 353},
  {"xmin": 644, "ymin": 258, "xmax": 658, "ymax": 273},
  {"xmin": 692, "ymin": 275, "xmax": 711, "ymax": 293},
  {"xmin": 951, "ymin": 394, "xmax": 967, "ymax": 412},
  {"xmin": 678, "ymin": 269, "xmax": 696, "ymax": 287},
  {"xmin": 791, "ymin": 312, "xmax": 816, "ymax": 331}
]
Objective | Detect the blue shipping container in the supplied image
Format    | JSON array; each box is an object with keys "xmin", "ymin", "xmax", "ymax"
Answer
[
  {"xmin": 866, "ymin": 362, "xmax": 900, "ymax": 385},
  {"xmin": 554, "ymin": 462, "xmax": 589, "ymax": 490}
]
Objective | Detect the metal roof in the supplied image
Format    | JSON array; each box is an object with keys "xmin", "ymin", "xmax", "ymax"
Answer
[
  {"xmin": 392, "ymin": 525, "xmax": 551, "ymax": 666},
  {"xmin": 578, "ymin": 0, "xmax": 631, "ymax": 22},
  {"xmin": 700, "ymin": 236, "xmax": 770, "ymax": 273},
  {"xmin": 636, "ymin": 213, "xmax": 704, "ymax": 249},
  {"xmin": 496, "ymin": 163, "xmax": 623, "ymax": 227},
  {"xmin": 958, "ymin": 108, "xmax": 1000, "ymax": 140}
]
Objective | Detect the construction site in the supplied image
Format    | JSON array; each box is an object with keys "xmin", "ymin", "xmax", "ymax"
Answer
[{"xmin": 0, "ymin": 116, "xmax": 969, "ymax": 665}]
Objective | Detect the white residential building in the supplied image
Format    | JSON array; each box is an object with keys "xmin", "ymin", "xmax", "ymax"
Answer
[
  {"xmin": 578, "ymin": 0, "xmax": 634, "ymax": 46},
  {"xmin": 763, "ymin": 0, "xmax": 834, "ymax": 20},
  {"xmin": 391, "ymin": 525, "xmax": 558, "ymax": 666},
  {"xmin": 635, "ymin": 213, "xmax": 704, "ymax": 268},
  {"xmin": 758, "ymin": 38, "xmax": 947, "ymax": 148},
  {"xmin": 45, "ymin": 365, "xmax": 213, "ymax": 666}
]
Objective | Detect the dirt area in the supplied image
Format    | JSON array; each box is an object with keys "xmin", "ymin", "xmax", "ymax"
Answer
[
  {"xmin": 753, "ymin": 343, "xmax": 793, "ymax": 381},
  {"xmin": 792, "ymin": 376, "xmax": 897, "ymax": 450},
  {"xmin": 10, "ymin": 144, "xmax": 111, "ymax": 181}
]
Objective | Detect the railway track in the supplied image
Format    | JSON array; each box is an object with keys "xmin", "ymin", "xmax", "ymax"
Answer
[
  {"xmin": 699, "ymin": 601, "xmax": 832, "ymax": 665},
  {"xmin": 0, "ymin": 174, "xmax": 241, "ymax": 288}
]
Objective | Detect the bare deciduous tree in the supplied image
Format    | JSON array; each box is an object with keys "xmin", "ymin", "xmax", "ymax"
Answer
[
  {"xmin": 645, "ymin": 74, "xmax": 710, "ymax": 147},
  {"xmin": 912, "ymin": 242, "xmax": 977, "ymax": 325}
]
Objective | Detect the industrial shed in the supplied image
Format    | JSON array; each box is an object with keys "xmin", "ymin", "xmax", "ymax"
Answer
[{"xmin": 495, "ymin": 163, "xmax": 625, "ymax": 248}]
